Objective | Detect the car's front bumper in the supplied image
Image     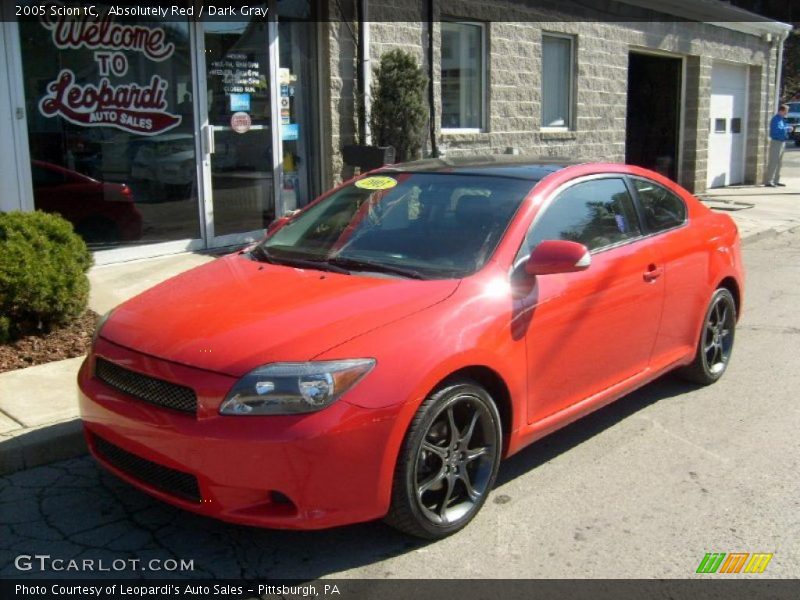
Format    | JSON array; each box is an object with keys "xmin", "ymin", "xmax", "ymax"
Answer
[{"xmin": 78, "ymin": 338, "xmax": 400, "ymax": 529}]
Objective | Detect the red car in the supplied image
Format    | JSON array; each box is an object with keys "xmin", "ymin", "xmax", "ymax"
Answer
[
  {"xmin": 78, "ymin": 158, "xmax": 743, "ymax": 539},
  {"xmin": 31, "ymin": 160, "xmax": 142, "ymax": 245}
]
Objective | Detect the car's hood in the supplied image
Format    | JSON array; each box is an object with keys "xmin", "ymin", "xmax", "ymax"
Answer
[{"xmin": 100, "ymin": 253, "xmax": 459, "ymax": 376}]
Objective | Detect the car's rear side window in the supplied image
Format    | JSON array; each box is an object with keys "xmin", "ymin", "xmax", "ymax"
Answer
[
  {"xmin": 631, "ymin": 178, "xmax": 687, "ymax": 233},
  {"xmin": 520, "ymin": 177, "xmax": 641, "ymax": 256}
]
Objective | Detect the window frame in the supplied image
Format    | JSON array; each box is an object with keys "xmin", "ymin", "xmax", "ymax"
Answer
[
  {"xmin": 540, "ymin": 32, "xmax": 576, "ymax": 132},
  {"xmin": 513, "ymin": 174, "xmax": 646, "ymax": 268},
  {"xmin": 440, "ymin": 20, "xmax": 488, "ymax": 134},
  {"xmin": 625, "ymin": 175, "xmax": 689, "ymax": 237}
]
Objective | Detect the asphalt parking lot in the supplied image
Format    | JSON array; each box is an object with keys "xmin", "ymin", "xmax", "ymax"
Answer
[{"xmin": 1, "ymin": 228, "xmax": 798, "ymax": 581}]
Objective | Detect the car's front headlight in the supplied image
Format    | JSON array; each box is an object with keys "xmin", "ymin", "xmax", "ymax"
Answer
[{"xmin": 219, "ymin": 359, "xmax": 376, "ymax": 416}]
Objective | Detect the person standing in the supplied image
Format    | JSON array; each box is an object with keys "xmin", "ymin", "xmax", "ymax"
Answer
[{"xmin": 765, "ymin": 104, "xmax": 794, "ymax": 187}]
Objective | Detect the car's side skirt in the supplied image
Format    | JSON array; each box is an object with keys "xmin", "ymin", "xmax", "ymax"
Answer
[{"xmin": 506, "ymin": 354, "xmax": 693, "ymax": 457}]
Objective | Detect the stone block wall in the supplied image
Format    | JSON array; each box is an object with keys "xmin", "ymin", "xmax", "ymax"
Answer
[{"xmin": 321, "ymin": 0, "xmax": 780, "ymax": 193}]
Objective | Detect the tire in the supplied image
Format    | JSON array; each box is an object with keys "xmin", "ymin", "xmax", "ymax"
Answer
[
  {"xmin": 385, "ymin": 380, "xmax": 502, "ymax": 539},
  {"xmin": 679, "ymin": 288, "xmax": 737, "ymax": 385}
]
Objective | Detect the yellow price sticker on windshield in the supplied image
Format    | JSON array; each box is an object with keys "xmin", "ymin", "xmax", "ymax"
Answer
[{"xmin": 355, "ymin": 176, "xmax": 398, "ymax": 190}]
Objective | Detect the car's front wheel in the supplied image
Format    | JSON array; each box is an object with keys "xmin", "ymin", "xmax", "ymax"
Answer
[
  {"xmin": 679, "ymin": 287, "xmax": 737, "ymax": 385},
  {"xmin": 385, "ymin": 380, "xmax": 502, "ymax": 539}
]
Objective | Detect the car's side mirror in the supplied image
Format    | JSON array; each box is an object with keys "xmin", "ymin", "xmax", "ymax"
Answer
[{"xmin": 525, "ymin": 240, "xmax": 591, "ymax": 276}]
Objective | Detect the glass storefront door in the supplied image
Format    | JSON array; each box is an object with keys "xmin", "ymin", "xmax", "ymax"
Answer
[
  {"xmin": 198, "ymin": 8, "xmax": 277, "ymax": 244},
  {"xmin": 195, "ymin": 1, "xmax": 319, "ymax": 247}
]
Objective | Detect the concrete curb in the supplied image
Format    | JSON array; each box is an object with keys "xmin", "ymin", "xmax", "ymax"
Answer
[{"xmin": 0, "ymin": 419, "xmax": 86, "ymax": 476}]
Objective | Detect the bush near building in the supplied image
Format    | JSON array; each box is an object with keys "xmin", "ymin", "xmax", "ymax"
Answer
[
  {"xmin": 369, "ymin": 49, "xmax": 429, "ymax": 162},
  {"xmin": 0, "ymin": 211, "xmax": 93, "ymax": 343}
]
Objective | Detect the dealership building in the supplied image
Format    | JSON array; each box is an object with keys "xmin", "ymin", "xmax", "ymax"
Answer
[{"xmin": 0, "ymin": 0, "xmax": 791, "ymax": 263}]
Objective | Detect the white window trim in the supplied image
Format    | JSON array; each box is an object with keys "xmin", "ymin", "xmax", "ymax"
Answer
[
  {"xmin": 441, "ymin": 128, "xmax": 484, "ymax": 135},
  {"xmin": 540, "ymin": 32, "xmax": 576, "ymax": 132},
  {"xmin": 440, "ymin": 20, "xmax": 488, "ymax": 133}
]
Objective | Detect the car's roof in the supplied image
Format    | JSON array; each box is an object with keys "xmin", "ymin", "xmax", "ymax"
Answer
[{"xmin": 378, "ymin": 156, "xmax": 582, "ymax": 181}]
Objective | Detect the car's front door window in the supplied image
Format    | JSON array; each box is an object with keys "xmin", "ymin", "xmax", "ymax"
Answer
[{"xmin": 519, "ymin": 177, "xmax": 642, "ymax": 259}]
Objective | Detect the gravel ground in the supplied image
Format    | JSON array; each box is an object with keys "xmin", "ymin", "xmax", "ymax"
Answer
[{"xmin": 0, "ymin": 310, "xmax": 97, "ymax": 373}]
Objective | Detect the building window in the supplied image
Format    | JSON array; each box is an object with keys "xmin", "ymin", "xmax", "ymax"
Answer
[
  {"xmin": 441, "ymin": 21, "xmax": 486, "ymax": 131},
  {"xmin": 541, "ymin": 34, "xmax": 574, "ymax": 129}
]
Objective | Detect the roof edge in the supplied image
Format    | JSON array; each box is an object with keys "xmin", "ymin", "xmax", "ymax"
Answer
[{"xmin": 617, "ymin": 0, "xmax": 792, "ymax": 37}]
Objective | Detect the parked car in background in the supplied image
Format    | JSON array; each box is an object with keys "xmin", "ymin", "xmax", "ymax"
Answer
[
  {"xmin": 784, "ymin": 101, "xmax": 800, "ymax": 146},
  {"xmin": 130, "ymin": 134, "xmax": 197, "ymax": 199},
  {"xmin": 31, "ymin": 160, "xmax": 142, "ymax": 245},
  {"xmin": 79, "ymin": 157, "xmax": 743, "ymax": 539},
  {"xmin": 130, "ymin": 132, "xmax": 240, "ymax": 200}
]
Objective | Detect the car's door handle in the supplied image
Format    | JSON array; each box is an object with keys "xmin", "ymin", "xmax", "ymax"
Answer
[{"xmin": 643, "ymin": 264, "xmax": 663, "ymax": 282}]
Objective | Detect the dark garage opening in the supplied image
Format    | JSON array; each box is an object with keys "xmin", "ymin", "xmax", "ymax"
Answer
[{"xmin": 626, "ymin": 52, "xmax": 682, "ymax": 181}]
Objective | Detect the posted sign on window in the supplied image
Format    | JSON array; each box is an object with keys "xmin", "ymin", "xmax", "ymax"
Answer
[{"xmin": 35, "ymin": 10, "xmax": 183, "ymax": 136}]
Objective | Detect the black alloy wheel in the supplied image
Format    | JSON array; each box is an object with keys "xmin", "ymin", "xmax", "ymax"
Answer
[
  {"xmin": 385, "ymin": 380, "xmax": 502, "ymax": 539},
  {"xmin": 680, "ymin": 287, "xmax": 737, "ymax": 385}
]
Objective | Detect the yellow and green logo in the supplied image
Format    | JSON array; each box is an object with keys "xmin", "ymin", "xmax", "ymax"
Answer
[{"xmin": 696, "ymin": 552, "xmax": 773, "ymax": 574}]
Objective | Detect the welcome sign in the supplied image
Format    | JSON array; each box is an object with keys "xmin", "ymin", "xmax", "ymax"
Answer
[{"xmin": 37, "ymin": 6, "xmax": 182, "ymax": 135}]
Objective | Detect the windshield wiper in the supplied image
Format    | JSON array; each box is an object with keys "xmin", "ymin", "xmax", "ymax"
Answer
[
  {"xmin": 250, "ymin": 246, "xmax": 350, "ymax": 274},
  {"xmin": 327, "ymin": 256, "xmax": 425, "ymax": 279}
]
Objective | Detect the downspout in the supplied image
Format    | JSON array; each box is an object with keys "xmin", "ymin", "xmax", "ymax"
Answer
[
  {"xmin": 774, "ymin": 31, "xmax": 788, "ymax": 109},
  {"xmin": 427, "ymin": 0, "xmax": 438, "ymax": 157},
  {"xmin": 357, "ymin": 0, "xmax": 370, "ymax": 145}
]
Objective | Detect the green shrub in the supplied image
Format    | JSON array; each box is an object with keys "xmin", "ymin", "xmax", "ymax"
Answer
[
  {"xmin": 0, "ymin": 211, "xmax": 93, "ymax": 343},
  {"xmin": 369, "ymin": 49, "xmax": 429, "ymax": 162}
]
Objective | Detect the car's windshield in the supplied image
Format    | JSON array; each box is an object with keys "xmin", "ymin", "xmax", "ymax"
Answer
[
  {"xmin": 787, "ymin": 102, "xmax": 800, "ymax": 114},
  {"xmin": 258, "ymin": 172, "xmax": 535, "ymax": 279}
]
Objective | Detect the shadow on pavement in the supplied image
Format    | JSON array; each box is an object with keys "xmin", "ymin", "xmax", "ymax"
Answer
[{"xmin": 497, "ymin": 374, "xmax": 698, "ymax": 487}]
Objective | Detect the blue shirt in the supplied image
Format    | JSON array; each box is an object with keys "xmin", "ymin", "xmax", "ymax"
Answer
[{"xmin": 770, "ymin": 114, "xmax": 792, "ymax": 141}]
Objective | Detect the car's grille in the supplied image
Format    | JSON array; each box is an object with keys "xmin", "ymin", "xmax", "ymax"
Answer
[
  {"xmin": 95, "ymin": 358, "xmax": 197, "ymax": 414},
  {"xmin": 92, "ymin": 434, "xmax": 201, "ymax": 502}
]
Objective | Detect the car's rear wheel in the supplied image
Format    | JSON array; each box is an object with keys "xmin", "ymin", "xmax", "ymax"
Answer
[
  {"xmin": 679, "ymin": 288, "xmax": 736, "ymax": 385},
  {"xmin": 385, "ymin": 380, "xmax": 502, "ymax": 539}
]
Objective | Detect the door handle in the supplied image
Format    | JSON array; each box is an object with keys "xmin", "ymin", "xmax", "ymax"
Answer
[
  {"xmin": 203, "ymin": 125, "xmax": 215, "ymax": 155},
  {"xmin": 643, "ymin": 264, "xmax": 663, "ymax": 282}
]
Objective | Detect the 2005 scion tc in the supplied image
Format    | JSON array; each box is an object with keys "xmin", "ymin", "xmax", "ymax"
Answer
[{"xmin": 79, "ymin": 157, "xmax": 743, "ymax": 539}]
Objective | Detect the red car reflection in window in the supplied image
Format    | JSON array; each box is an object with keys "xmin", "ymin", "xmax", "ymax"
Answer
[{"xmin": 31, "ymin": 160, "xmax": 143, "ymax": 246}]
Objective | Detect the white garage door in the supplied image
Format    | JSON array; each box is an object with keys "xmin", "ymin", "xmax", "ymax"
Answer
[{"xmin": 707, "ymin": 63, "xmax": 748, "ymax": 188}]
